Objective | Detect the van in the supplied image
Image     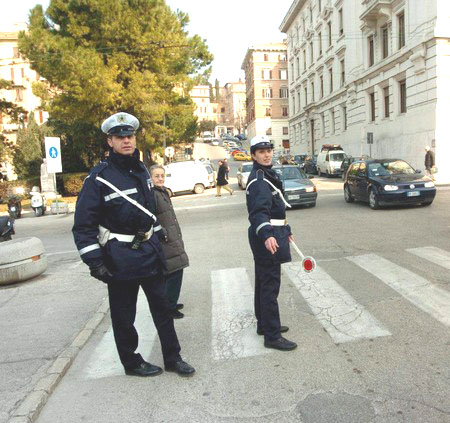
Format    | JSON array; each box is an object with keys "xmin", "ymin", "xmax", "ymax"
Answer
[
  {"xmin": 164, "ymin": 161, "xmax": 213, "ymax": 196},
  {"xmin": 202, "ymin": 131, "xmax": 213, "ymax": 143},
  {"xmin": 316, "ymin": 144, "xmax": 347, "ymax": 177}
]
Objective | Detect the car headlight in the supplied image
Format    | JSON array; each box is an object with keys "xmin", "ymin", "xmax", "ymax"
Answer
[
  {"xmin": 384, "ymin": 185, "xmax": 399, "ymax": 191},
  {"xmin": 305, "ymin": 186, "xmax": 315, "ymax": 192},
  {"xmin": 424, "ymin": 181, "xmax": 435, "ymax": 188}
]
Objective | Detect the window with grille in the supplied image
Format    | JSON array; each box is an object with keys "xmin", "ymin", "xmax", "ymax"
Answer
[{"xmin": 400, "ymin": 80, "xmax": 407, "ymax": 113}]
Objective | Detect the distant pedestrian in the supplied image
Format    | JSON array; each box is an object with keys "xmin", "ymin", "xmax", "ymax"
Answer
[
  {"xmin": 424, "ymin": 146, "xmax": 435, "ymax": 181},
  {"xmin": 216, "ymin": 160, "xmax": 233, "ymax": 196},
  {"xmin": 150, "ymin": 165, "xmax": 189, "ymax": 320},
  {"xmin": 223, "ymin": 158, "xmax": 230, "ymax": 179}
]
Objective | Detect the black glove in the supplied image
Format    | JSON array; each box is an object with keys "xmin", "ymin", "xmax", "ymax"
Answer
[{"xmin": 90, "ymin": 264, "xmax": 113, "ymax": 283}]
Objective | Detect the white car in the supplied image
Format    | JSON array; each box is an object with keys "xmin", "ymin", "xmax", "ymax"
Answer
[
  {"xmin": 164, "ymin": 161, "xmax": 213, "ymax": 196},
  {"xmin": 237, "ymin": 162, "xmax": 253, "ymax": 189}
]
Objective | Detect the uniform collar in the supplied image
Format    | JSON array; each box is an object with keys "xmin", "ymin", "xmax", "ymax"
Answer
[{"xmin": 108, "ymin": 149, "xmax": 142, "ymax": 171}]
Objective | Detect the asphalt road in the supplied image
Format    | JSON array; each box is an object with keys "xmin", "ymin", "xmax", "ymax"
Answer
[{"xmin": 1, "ymin": 165, "xmax": 450, "ymax": 422}]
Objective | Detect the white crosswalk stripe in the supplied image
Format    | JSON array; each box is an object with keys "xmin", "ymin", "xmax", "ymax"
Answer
[
  {"xmin": 283, "ymin": 262, "xmax": 391, "ymax": 344},
  {"xmin": 84, "ymin": 292, "xmax": 157, "ymax": 379},
  {"xmin": 211, "ymin": 267, "xmax": 270, "ymax": 360},
  {"xmin": 348, "ymin": 254, "xmax": 450, "ymax": 327},
  {"xmin": 406, "ymin": 246, "xmax": 450, "ymax": 270}
]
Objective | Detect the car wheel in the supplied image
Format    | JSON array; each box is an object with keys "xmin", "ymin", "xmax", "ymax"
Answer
[
  {"xmin": 369, "ymin": 189, "xmax": 379, "ymax": 210},
  {"xmin": 421, "ymin": 201, "xmax": 433, "ymax": 206},
  {"xmin": 344, "ymin": 185, "xmax": 354, "ymax": 203},
  {"xmin": 193, "ymin": 184, "xmax": 205, "ymax": 194}
]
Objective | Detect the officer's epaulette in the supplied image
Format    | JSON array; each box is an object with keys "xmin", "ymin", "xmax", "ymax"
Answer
[
  {"xmin": 256, "ymin": 169, "xmax": 264, "ymax": 180},
  {"xmin": 86, "ymin": 161, "xmax": 108, "ymax": 180}
]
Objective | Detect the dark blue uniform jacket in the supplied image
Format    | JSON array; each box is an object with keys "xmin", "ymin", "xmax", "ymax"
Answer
[
  {"xmin": 246, "ymin": 162, "xmax": 292, "ymax": 265},
  {"xmin": 72, "ymin": 149, "xmax": 165, "ymax": 281}
]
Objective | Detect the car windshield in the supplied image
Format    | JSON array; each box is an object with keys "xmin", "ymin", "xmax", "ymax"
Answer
[
  {"xmin": 368, "ymin": 160, "xmax": 415, "ymax": 176},
  {"xmin": 275, "ymin": 167, "xmax": 307, "ymax": 180},
  {"xmin": 242, "ymin": 164, "xmax": 253, "ymax": 172},
  {"xmin": 330, "ymin": 153, "xmax": 346, "ymax": 161}
]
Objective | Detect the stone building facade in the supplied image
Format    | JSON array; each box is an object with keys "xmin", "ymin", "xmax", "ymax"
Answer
[
  {"xmin": 241, "ymin": 43, "xmax": 290, "ymax": 152},
  {"xmin": 280, "ymin": 0, "xmax": 450, "ymax": 181}
]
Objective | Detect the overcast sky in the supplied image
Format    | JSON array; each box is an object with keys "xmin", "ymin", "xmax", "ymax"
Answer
[{"xmin": 5, "ymin": 0, "xmax": 293, "ymax": 84}]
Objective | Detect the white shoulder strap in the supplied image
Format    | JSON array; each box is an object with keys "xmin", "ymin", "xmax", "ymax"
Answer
[
  {"xmin": 246, "ymin": 177, "xmax": 291, "ymax": 209},
  {"xmin": 96, "ymin": 176, "xmax": 157, "ymax": 220}
]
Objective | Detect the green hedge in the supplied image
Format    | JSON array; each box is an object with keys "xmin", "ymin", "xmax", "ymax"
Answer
[{"xmin": 58, "ymin": 173, "xmax": 88, "ymax": 196}]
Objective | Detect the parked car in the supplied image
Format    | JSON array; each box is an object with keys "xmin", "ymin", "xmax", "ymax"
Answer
[
  {"xmin": 341, "ymin": 155, "xmax": 371, "ymax": 180},
  {"xmin": 344, "ymin": 159, "xmax": 436, "ymax": 209},
  {"xmin": 211, "ymin": 139, "xmax": 220, "ymax": 146},
  {"xmin": 293, "ymin": 154, "xmax": 307, "ymax": 165},
  {"xmin": 234, "ymin": 152, "xmax": 251, "ymax": 161},
  {"xmin": 164, "ymin": 161, "xmax": 213, "ymax": 196},
  {"xmin": 237, "ymin": 162, "xmax": 253, "ymax": 189},
  {"xmin": 273, "ymin": 165, "xmax": 317, "ymax": 208},
  {"xmin": 231, "ymin": 148, "xmax": 244, "ymax": 156},
  {"xmin": 316, "ymin": 144, "xmax": 347, "ymax": 177},
  {"xmin": 301, "ymin": 155, "xmax": 318, "ymax": 175}
]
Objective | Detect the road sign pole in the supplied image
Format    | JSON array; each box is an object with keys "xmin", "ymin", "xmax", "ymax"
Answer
[{"xmin": 53, "ymin": 173, "xmax": 59, "ymax": 215}]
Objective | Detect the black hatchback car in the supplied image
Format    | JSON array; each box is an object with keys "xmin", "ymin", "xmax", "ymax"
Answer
[{"xmin": 344, "ymin": 159, "xmax": 436, "ymax": 209}]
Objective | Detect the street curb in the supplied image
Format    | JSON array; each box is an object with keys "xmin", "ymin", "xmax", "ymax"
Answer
[{"xmin": 8, "ymin": 296, "xmax": 110, "ymax": 423}]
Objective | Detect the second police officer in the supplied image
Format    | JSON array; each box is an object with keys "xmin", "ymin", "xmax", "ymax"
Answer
[
  {"xmin": 72, "ymin": 112, "xmax": 195, "ymax": 377},
  {"xmin": 246, "ymin": 135, "xmax": 297, "ymax": 351}
]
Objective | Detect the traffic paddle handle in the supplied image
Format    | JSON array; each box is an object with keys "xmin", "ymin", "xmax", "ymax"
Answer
[{"xmin": 290, "ymin": 240, "xmax": 316, "ymax": 273}]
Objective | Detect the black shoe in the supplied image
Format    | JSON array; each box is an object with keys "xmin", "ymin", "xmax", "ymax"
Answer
[
  {"xmin": 165, "ymin": 360, "xmax": 195, "ymax": 377},
  {"xmin": 264, "ymin": 337, "xmax": 297, "ymax": 351},
  {"xmin": 125, "ymin": 361, "xmax": 163, "ymax": 377},
  {"xmin": 176, "ymin": 303, "xmax": 184, "ymax": 310},
  {"xmin": 171, "ymin": 309, "xmax": 184, "ymax": 319},
  {"xmin": 257, "ymin": 325, "xmax": 289, "ymax": 336}
]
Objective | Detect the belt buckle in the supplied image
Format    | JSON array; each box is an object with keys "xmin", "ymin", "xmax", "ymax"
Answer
[{"xmin": 284, "ymin": 218, "xmax": 288, "ymax": 225}]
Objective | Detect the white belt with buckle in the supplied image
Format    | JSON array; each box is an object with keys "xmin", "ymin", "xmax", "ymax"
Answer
[
  {"xmin": 270, "ymin": 219, "xmax": 287, "ymax": 226},
  {"xmin": 98, "ymin": 225, "xmax": 153, "ymax": 246}
]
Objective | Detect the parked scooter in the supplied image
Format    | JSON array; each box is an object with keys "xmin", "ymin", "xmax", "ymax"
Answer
[
  {"xmin": 7, "ymin": 195, "xmax": 22, "ymax": 219},
  {"xmin": 0, "ymin": 216, "xmax": 15, "ymax": 241},
  {"xmin": 30, "ymin": 186, "xmax": 46, "ymax": 217}
]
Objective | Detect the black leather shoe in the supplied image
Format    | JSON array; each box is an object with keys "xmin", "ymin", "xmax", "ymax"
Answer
[
  {"xmin": 176, "ymin": 303, "xmax": 184, "ymax": 310},
  {"xmin": 264, "ymin": 337, "xmax": 297, "ymax": 351},
  {"xmin": 125, "ymin": 361, "xmax": 163, "ymax": 377},
  {"xmin": 257, "ymin": 325, "xmax": 289, "ymax": 336},
  {"xmin": 165, "ymin": 360, "xmax": 195, "ymax": 377},
  {"xmin": 171, "ymin": 310, "xmax": 184, "ymax": 319}
]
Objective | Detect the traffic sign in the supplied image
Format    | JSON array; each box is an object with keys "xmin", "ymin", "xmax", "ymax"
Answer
[{"xmin": 45, "ymin": 137, "xmax": 62, "ymax": 173}]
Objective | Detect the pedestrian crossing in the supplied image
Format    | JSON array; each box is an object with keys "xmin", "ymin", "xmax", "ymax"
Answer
[{"xmin": 82, "ymin": 245, "xmax": 450, "ymax": 380}]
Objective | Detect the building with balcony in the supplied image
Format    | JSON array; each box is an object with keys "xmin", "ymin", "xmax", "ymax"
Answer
[
  {"xmin": 0, "ymin": 22, "xmax": 49, "ymax": 180},
  {"xmin": 223, "ymin": 80, "xmax": 247, "ymax": 135},
  {"xmin": 280, "ymin": 0, "xmax": 450, "ymax": 181},
  {"xmin": 241, "ymin": 43, "xmax": 290, "ymax": 152}
]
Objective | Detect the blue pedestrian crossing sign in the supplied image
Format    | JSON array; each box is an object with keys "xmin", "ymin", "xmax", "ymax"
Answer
[{"xmin": 44, "ymin": 137, "xmax": 62, "ymax": 173}]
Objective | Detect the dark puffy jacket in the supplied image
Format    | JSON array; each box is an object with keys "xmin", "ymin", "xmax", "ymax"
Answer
[
  {"xmin": 425, "ymin": 150, "xmax": 435, "ymax": 169},
  {"xmin": 153, "ymin": 186, "xmax": 189, "ymax": 274},
  {"xmin": 216, "ymin": 164, "xmax": 228, "ymax": 186}
]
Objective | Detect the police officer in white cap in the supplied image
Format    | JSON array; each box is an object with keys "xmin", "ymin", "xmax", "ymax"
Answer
[
  {"xmin": 246, "ymin": 135, "xmax": 297, "ymax": 351},
  {"xmin": 73, "ymin": 112, "xmax": 195, "ymax": 377}
]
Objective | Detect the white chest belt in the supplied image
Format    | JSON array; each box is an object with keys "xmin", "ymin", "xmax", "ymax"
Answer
[
  {"xmin": 96, "ymin": 176, "xmax": 158, "ymax": 246},
  {"xmin": 246, "ymin": 177, "xmax": 292, "ymax": 209}
]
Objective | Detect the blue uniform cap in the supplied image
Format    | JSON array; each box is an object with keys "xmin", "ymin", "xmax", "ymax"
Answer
[{"xmin": 101, "ymin": 112, "xmax": 140, "ymax": 136}]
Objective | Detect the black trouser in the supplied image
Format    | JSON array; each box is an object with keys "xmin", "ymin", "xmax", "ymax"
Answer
[
  {"xmin": 254, "ymin": 262, "xmax": 282, "ymax": 342},
  {"xmin": 107, "ymin": 273, "xmax": 181, "ymax": 369},
  {"xmin": 165, "ymin": 269, "xmax": 183, "ymax": 310}
]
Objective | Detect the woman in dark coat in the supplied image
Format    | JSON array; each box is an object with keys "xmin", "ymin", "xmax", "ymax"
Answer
[
  {"xmin": 150, "ymin": 165, "xmax": 189, "ymax": 319},
  {"xmin": 216, "ymin": 160, "xmax": 233, "ymax": 197}
]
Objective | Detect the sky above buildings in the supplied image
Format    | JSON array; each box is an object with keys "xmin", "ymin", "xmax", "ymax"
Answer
[{"xmin": 6, "ymin": 0, "xmax": 293, "ymax": 85}]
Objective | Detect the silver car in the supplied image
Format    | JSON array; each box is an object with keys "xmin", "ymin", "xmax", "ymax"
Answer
[{"xmin": 237, "ymin": 162, "xmax": 253, "ymax": 189}]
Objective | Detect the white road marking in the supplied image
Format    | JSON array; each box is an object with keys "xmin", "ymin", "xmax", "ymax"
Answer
[
  {"xmin": 211, "ymin": 268, "xmax": 270, "ymax": 360},
  {"xmin": 348, "ymin": 254, "xmax": 450, "ymax": 327},
  {"xmin": 84, "ymin": 291, "xmax": 157, "ymax": 379},
  {"xmin": 283, "ymin": 262, "xmax": 391, "ymax": 344},
  {"xmin": 406, "ymin": 246, "xmax": 450, "ymax": 271}
]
